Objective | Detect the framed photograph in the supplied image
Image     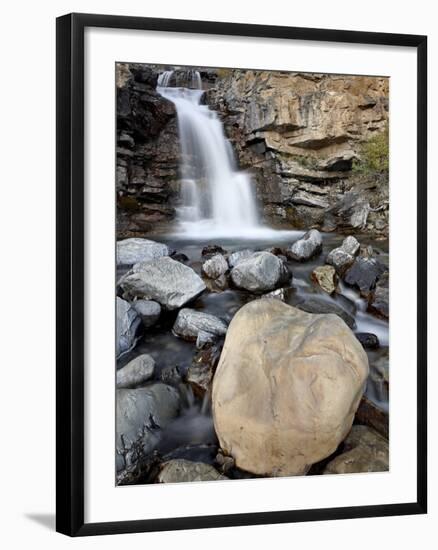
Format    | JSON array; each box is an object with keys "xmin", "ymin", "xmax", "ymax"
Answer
[{"xmin": 56, "ymin": 13, "xmax": 427, "ymax": 536}]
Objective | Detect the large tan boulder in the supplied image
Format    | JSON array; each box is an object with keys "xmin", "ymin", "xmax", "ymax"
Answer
[{"xmin": 212, "ymin": 299, "xmax": 369, "ymax": 476}]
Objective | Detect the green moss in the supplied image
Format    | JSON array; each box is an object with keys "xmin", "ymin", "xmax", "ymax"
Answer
[{"xmin": 353, "ymin": 127, "xmax": 389, "ymax": 176}]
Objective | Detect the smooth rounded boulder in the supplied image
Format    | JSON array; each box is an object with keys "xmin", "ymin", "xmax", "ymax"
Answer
[
  {"xmin": 212, "ymin": 299, "xmax": 369, "ymax": 477},
  {"xmin": 230, "ymin": 252, "xmax": 290, "ymax": 293},
  {"xmin": 117, "ymin": 238, "xmax": 169, "ymax": 266}
]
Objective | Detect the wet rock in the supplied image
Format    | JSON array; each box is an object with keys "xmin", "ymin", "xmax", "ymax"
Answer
[
  {"xmin": 355, "ymin": 332, "xmax": 380, "ymax": 349},
  {"xmin": 212, "ymin": 299, "xmax": 368, "ymax": 476},
  {"xmin": 326, "ymin": 236, "xmax": 360, "ymax": 275},
  {"xmin": 116, "ymin": 297, "xmax": 142, "ymax": 358},
  {"xmin": 187, "ymin": 344, "xmax": 222, "ymax": 395},
  {"xmin": 344, "ymin": 257, "xmax": 387, "ymax": 298},
  {"xmin": 230, "ymin": 252, "xmax": 290, "ymax": 293},
  {"xmin": 202, "ymin": 244, "xmax": 227, "ymax": 257},
  {"xmin": 215, "ymin": 451, "xmax": 235, "ymax": 474},
  {"xmin": 117, "ymin": 238, "xmax": 169, "ymax": 266},
  {"xmin": 117, "ymin": 354, "xmax": 155, "ymax": 388},
  {"xmin": 157, "ymin": 459, "xmax": 226, "ymax": 483},
  {"xmin": 227, "ymin": 249, "xmax": 254, "ymax": 268},
  {"xmin": 171, "ymin": 252, "xmax": 190, "ymax": 264},
  {"xmin": 311, "ymin": 265, "xmax": 338, "ymax": 294},
  {"xmin": 160, "ymin": 365, "xmax": 183, "ymax": 387},
  {"xmin": 369, "ymin": 351, "xmax": 389, "ymax": 403},
  {"xmin": 120, "ymin": 257, "xmax": 206, "ymax": 310},
  {"xmin": 324, "ymin": 425, "xmax": 388, "ymax": 474},
  {"xmin": 355, "ymin": 395, "xmax": 388, "ymax": 438},
  {"xmin": 261, "ymin": 288, "xmax": 287, "ymax": 301},
  {"xmin": 287, "ymin": 230, "xmax": 322, "ymax": 262},
  {"xmin": 368, "ymin": 271, "xmax": 389, "ymax": 319},
  {"xmin": 204, "ymin": 274, "xmax": 228, "ymax": 293},
  {"xmin": 202, "ymin": 254, "xmax": 228, "ymax": 279},
  {"xmin": 116, "ymin": 384, "xmax": 181, "ymax": 472},
  {"xmin": 296, "ymin": 297, "xmax": 355, "ymax": 329},
  {"xmin": 173, "ymin": 308, "xmax": 228, "ymax": 342},
  {"xmin": 132, "ymin": 299, "xmax": 161, "ymax": 328}
]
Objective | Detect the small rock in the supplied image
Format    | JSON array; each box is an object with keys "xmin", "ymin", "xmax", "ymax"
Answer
[
  {"xmin": 344, "ymin": 257, "xmax": 387, "ymax": 298},
  {"xmin": 117, "ymin": 238, "xmax": 169, "ymax": 266},
  {"xmin": 287, "ymin": 229, "xmax": 322, "ymax": 262},
  {"xmin": 204, "ymin": 273, "xmax": 228, "ymax": 293},
  {"xmin": 173, "ymin": 308, "xmax": 228, "ymax": 342},
  {"xmin": 326, "ymin": 236, "xmax": 360, "ymax": 275},
  {"xmin": 202, "ymin": 244, "xmax": 227, "ymax": 257},
  {"xmin": 227, "ymin": 249, "xmax": 254, "ymax": 268},
  {"xmin": 157, "ymin": 459, "xmax": 226, "ymax": 483},
  {"xmin": 160, "ymin": 365, "xmax": 183, "ymax": 387},
  {"xmin": 324, "ymin": 425, "xmax": 388, "ymax": 474},
  {"xmin": 202, "ymin": 254, "xmax": 228, "ymax": 279},
  {"xmin": 196, "ymin": 330, "xmax": 216, "ymax": 349},
  {"xmin": 355, "ymin": 395, "xmax": 388, "ymax": 439},
  {"xmin": 132, "ymin": 300, "xmax": 161, "ymax": 328},
  {"xmin": 116, "ymin": 297, "xmax": 142, "ymax": 358},
  {"xmin": 261, "ymin": 288, "xmax": 287, "ymax": 301},
  {"xmin": 120, "ymin": 257, "xmax": 206, "ymax": 310},
  {"xmin": 296, "ymin": 297, "xmax": 356, "ymax": 329},
  {"xmin": 171, "ymin": 252, "xmax": 190, "ymax": 264},
  {"xmin": 187, "ymin": 344, "xmax": 222, "ymax": 395},
  {"xmin": 368, "ymin": 271, "xmax": 389, "ymax": 319},
  {"xmin": 117, "ymin": 354, "xmax": 155, "ymax": 388},
  {"xmin": 355, "ymin": 332, "xmax": 380, "ymax": 349},
  {"xmin": 311, "ymin": 265, "xmax": 338, "ymax": 294},
  {"xmin": 231, "ymin": 252, "xmax": 290, "ymax": 293}
]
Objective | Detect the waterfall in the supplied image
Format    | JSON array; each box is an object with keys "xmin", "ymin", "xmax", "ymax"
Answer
[{"xmin": 157, "ymin": 70, "xmax": 260, "ymax": 237}]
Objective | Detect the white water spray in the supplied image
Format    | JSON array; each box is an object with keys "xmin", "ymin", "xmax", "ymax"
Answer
[{"xmin": 157, "ymin": 70, "xmax": 262, "ymax": 238}]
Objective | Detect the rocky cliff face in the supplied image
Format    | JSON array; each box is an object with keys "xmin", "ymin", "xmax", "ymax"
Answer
[
  {"xmin": 116, "ymin": 64, "xmax": 180, "ymax": 237},
  {"xmin": 205, "ymin": 71, "xmax": 389, "ymax": 235}
]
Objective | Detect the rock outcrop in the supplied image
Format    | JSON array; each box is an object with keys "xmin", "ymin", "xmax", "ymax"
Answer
[
  {"xmin": 205, "ymin": 71, "xmax": 389, "ymax": 236},
  {"xmin": 212, "ymin": 299, "xmax": 369, "ymax": 477}
]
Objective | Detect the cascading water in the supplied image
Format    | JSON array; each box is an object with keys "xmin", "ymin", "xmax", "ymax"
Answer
[{"xmin": 157, "ymin": 70, "xmax": 261, "ymax": 238}]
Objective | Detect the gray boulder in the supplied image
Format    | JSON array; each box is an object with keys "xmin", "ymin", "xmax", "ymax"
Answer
[
  {"xmin": 344, "ymin": 257, "xmax": 387, "ymax": 298},
  {"xmin": 230, "ymin": 252, "xmax": 290, "ymax": 293},
  {"xmin": 202, "ymin": 254, "xmax": 228, "ymax": 279},
  {"xmin": 157, "ymin": 460, "xmax": 226, "ymax": 483},
  {"xmin": 324, "ymin": 425, "xmax": 388, "ymax": 474},
  {"xmin": 287, "ymin": 229, "xmax": 322, "ymax": 261},
  {"xmin": 296, "ymin": 297, "xmax": 356, "ymax": 329},
  {"xmin": 117, "ymin": 238, "xmax": 169, "ymax": 266},
  {"xmin": 227, "ymin": 249, "xmax": 254, "ymax": 268},
  {"xmin": 120, "ymin": 257, "xmax": 206, "ymax": 310},
  {"xmin": 173, "ymin": 308, "xmax": 228, "ymax": 342},
  {"xmin": 116, "ymin": 384, "xmax": 181, "ymax": 472},
  {"xmin": 116, "ymin": 354, "xmax": 155, "ymax": 388},
  {"xmin": 116, "ymin": 297, "xmax": 141, "ymax": 358},
  {"xmin": 326, "ymin": 236, "xmax": 360, "ymax": 275},
  {"xmin": 132, "ymin": 299, "xmax": 161, "ymax": 328}
]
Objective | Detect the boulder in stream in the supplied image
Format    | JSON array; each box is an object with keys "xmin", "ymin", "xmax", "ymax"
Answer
[
  {"xmin": 116, "ymin": 297, "xmax": 142, "ymax": 358},
  {"xmin": 172, "ymin": 308, "xmax": 228, "ymax": 342},
  {"xmin": 326, "ymin": 235, "xmax": 360, "ymax": 275},
  {"xmin": 201, "ymin": 254, "xmax": 228, "ymax": 279},
  {"xmin": 287, "ymin": 229, "xmax": 322, "ymax": 262},
  {"xmin": 157, "ymin": 459, "xmax": 226, "ymax": 483},
  {"xmin": 311, "ymin": 265, "xmax": 338, "ymax": 294},
  {"xmin": 132, "ymin": 299, "xmax": 161, "ymax": 328},
  {"xmin": 230, "ymin": 251, "xmax": 290, "ymax": 293},
  {"xmin": 117, "ymin": 237, "xmax": 169, "ymax": 266},
  {"xmin": 227, "ymin": 249, "xmax": 254, "ymax": 268},
  {"xmin": 116, "ymin": 354, "xmax": 155, "ymax": 388},
  {"xmin": 212, "ymin": 299, "xmax": 369, "ymax": 476},
  {"xmin": 296, "ymin": 296, "xmax": 356, "ymax": 329},
  {"xmin": 344, "ymin": 257, "xmax": 387, "ymax": 298},
  {"xmin": 116, "ymin": 384, "xmax": 181, "ymax": 473},
  {"xmin": 119, "ymin": 257, "xmax": 206, "ymax": 310}
]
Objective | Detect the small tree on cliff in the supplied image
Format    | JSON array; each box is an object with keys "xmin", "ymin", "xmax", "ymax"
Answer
[{"xmin": 353, "ymin": 127, "xmax": 389, "ymax": 179}]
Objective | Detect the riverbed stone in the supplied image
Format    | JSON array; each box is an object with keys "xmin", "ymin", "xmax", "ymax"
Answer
[
  {"xmin": 116, "ymin": 384, "xmax": 181, "ymax": 472},
  {"xmin": 368, "ymin": 271, "xmax": 389, "ymax": 319},
  {"xmin": 227, "ymin": 249, "xmax": 254, "ymax": 268},
  {"xmin": 344, "ymin": 257, "xmax": 387, "ymax": 298},
  {"xmin": 326, "ymin": 236, "xmax": 360, "ymax": 275},
  {"xmin": 212, "ymin": 299, "xmax": 369, "ymax": 476},
  {"xmin": 296, "ymin": 296, "xmax": 356, "ymax": 329},
  {"xmin": 120, "ymin": 257, "xmax": 206, "ymax": 309},
  {"xmin": 157, "ymin": 459, "xmax": 226, "ymax": 483},
  {"xmin": 117, "ymin": 238, "xmax": 169, "ymax": 266},
  {"xmin": 187, "ymin": 344, "xmax": 222, "ymax": 395},
  {"xmin": 202, "ymin": 254, "xmax": 228, "ymax": 279},
  {"xmin": 355, "ymin": 332, "xmax": 380, "ymax": 349},
  {"xmin": 116, "ymin": 297, "xmax": 142, "ymax": 358},
  {"xmin": 230, "ymin": 251, "xmax": 290, "ymax": 293},
  {"xmin": 324, "ymin": 425, "xmax": 389, "ymax": 474},
  {"xmin": 116, "ymin": 354, "xmax": 155, "ymax": 388},
  {"xmin": 132, "ymin": 299, "xmax": 161, "ymax": 328},
  {"xmin": 173, "ymin": 308, "xmax": 228, "ymax": 342},
  {"xmin": 287, "ymin": 229, "xmax": 322, "ymax": 262},
  {"xmin": 311, "ymin": 265, "xmax": 338, "ymax": 294}
]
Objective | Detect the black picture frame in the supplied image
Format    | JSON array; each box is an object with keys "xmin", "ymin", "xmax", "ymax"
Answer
[{"xmin": 56, "ymin": 12, "xmax": 427, "ymax": 537}]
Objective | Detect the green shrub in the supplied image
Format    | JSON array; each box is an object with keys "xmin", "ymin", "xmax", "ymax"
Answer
[{"xmin": 353, "ymin": 127, "xmax": 389, "ymax": 176}]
